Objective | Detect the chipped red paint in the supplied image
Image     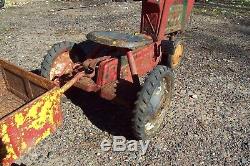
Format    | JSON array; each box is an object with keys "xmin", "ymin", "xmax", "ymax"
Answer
[
  {"xmin": 186, "ymin": 0, "xmax": 195, "ymax": 24},
  {"xmin": 0, "ymin": 61, "xmax": 83, "ymax": 166},
  {"xmin": 0, "ymin": 88, "xmax": 63, "ymax": 166},
  {"xmin": 97, "ymin": 58, "xmax": 118, "ymax": 86},
  {"xmin": 50, "ymin": 51, "xmax": 74, "ymax": 80},
  {"xmin": 0, "ymin": 1, "xmax": 195, "ymax": 164},
  {"xmin": 141, "ymin": 0, "xmax": 195, "ymax": 40},
  {"xmin": 120, "ymin": 43, "xmax": 160, "ymax": 82}
]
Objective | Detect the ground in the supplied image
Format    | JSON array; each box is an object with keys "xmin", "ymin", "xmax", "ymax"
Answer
[{"xmin": 0, "ymin": 0, "xmax": 249, "ymax": 165}]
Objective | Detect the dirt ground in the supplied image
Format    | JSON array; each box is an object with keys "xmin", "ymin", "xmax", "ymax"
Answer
[{"xmin": 0, "ymin": 0, "xmax": 249, "ymax": 165}]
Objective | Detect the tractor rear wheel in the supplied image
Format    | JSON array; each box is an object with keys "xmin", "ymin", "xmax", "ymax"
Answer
[
  {"xmin": 132, "ymin": 65, "xmax": 174, "ymax": 140},
  {"xmin": 41, "ymin": 41, "xmax": 78, "ymax": 80},
  {"xmin": 165, "ymin": 39, "xmax": 185, "ymax": 69}
]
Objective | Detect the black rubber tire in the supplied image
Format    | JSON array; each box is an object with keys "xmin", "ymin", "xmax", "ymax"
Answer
[
  {"xmin": 132, "ymin": 65, "xmax": 174, "ymax": 140},
  {"xmin": 41, "ymin": 41, "xmax": 76, "ymax": 79},
  {"xmin": 162, "ymin": 38, "xmax": 185, "ymax": 69},
  {"xmin": 0, "ymin": 0, "xmax": 5, "ymax": 9}
]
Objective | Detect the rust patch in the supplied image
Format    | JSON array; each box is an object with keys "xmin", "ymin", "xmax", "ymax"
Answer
[
  {"xmin": 0, "ymin": 70, "xmax": 25, "ymax": 118},
  {"xmin": 50, "ymin": 51, "xmax": 74, "ymax": 80}
]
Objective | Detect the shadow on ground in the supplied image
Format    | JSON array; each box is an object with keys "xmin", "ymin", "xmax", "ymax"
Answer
[
  {"xmin": 29, "ymin": 67, "xmax": 136, "ymax": 139},
  {"xmin": 65, "ymin": 87, "xmax": 135, "ymax": 139},
  {"xmin": 30, "ymin": 39, "xmax": 140, "ymax": 140},
  {"xmin": 188, "ymin": 27, "xmax": 249, "ymax": 67}
]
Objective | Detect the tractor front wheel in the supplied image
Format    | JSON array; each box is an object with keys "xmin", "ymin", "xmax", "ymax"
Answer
[
  {"xmin": 132, "ymin": 65, "xmax": 174, "ymax": 140},
  {"xmin": 165, "ymin": 39, "xmax": 185, "ymax": 69},
  {"xmin": 41, "ymin": 41, "xmax": 78, "ymax": 81}
]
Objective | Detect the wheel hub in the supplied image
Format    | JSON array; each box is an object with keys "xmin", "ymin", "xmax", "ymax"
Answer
[
  {"xmin": 50, "ymin": 51, "xmax": 74, "ymax": 80},
  {"xmin": 172, "ymin": 44, "xmax": 184, "ymax": 67},
  {"xmin": 145, "ymin": 78, "xmax": 170, "ymax": 134}
]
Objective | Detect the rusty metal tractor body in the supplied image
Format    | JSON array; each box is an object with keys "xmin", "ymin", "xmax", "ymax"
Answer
[
  {"xmin": 0, "ymin": 60, "xmax": 61, "ymax": 165},
  {"xmin": 0, "ymin": 59, "xmax": 84, "ymax": 165},
  {"xmin": 0, "ymin": 0, "xmax": 194, "ymax": 165},
  {"xmin": 49, "ymin": 0, "xmax": 195, "ymax": 107}
]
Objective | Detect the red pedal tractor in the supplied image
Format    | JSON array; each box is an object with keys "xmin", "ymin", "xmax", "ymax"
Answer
[{"xmin": 41, "ymin": 0, "xmax": 194, "ymax": 140}]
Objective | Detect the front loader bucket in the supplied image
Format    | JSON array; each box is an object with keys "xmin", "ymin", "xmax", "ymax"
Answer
[{"xmin": 0, "ymin": 59, "xmax": 82, "ymax": 165}]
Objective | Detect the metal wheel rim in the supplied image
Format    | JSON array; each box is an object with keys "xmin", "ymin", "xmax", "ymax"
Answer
[
  {"xmin": 145, "ymin": 78, "xmax": 171, "ymax": 134},
  {"xmin": 172, "ymin": 44, "xmax": 184, "ymax": 67},
  {"xmin": 50, "ymin": 51, "xmax": 73, "ymax": 81}
]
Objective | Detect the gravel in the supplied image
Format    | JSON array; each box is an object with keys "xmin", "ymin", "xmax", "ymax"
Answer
[{"xmin": 0, "ymin": 1, "xmax": 249, "ymax": 165}]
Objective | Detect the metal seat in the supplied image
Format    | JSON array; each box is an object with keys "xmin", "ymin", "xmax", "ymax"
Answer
[{"xmin": 86, "ymin": 31, "xmax": 153, "ymax": 49}]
